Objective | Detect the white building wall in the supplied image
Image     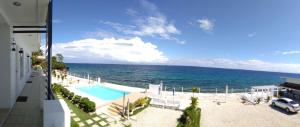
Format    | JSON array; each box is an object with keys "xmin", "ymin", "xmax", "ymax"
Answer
[
  {"xmin": 0, "ymin": 20, "xmax": 13, "ymax": 108},
  {"xmin": 0, "ymin": 18, "xmax": 33, "ymax": 108},
  {"xmin": 44, "ymin": 100, "xmax": 71, "ymax": 127},
  {"xmin": 10, "ymin": 28, "xmax": 17, "ymax": 106}
]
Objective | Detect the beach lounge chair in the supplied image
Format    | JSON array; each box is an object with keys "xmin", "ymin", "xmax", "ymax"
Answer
[
  {"xmin": 165, "ymin": 99, "xmax": 180, "ymax": 109},
  {"xmin": 241, "ymin": 93, "xmax": 257, "ymax": 105},
  {"xmin": 148, "ymin": 84, "xmax": 161, "ymax": 95},
  {"xmin": 150, "ymin": 97, "xmax": 166, "ymax": 108}
]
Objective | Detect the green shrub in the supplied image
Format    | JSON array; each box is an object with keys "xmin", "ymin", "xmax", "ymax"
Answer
[
  {"xmin": 85, "ymin": 101, "xmax": 96, "ymax": 112},
  {"xmin": 79, "ymin": 97, "xmax": 89, "ymax": 109},
  {"xmin": 68, "ymin": 92, "xmax": 74, "ymax": 100},
  {"xmin": 52, "ymin": 83, "xmax": 62, "ymax": 94},
  {"xmin": 177, "ymin": 97, "xmax": 201, "ymax": 127},
  {"xmin": 61, "ymin": 88, "xmax": 70, "ymax": 98},
  {"xmin": 125, "ymin": 97, "xmax": 150, "ymax": 116},
  {"xmin": 128, "ymin": 103, "xmax": 135, "ymax": 112},
  {"xmin": 135, "ymin": 97, "xmax": 148, "ymax": 107},
  {"xmin": 72, "ymin": 95, "xmax": 81, "ymax": 104},
  {"xmin": 78, "ymin": 97, "xmax": 96, "ymax": 113}
]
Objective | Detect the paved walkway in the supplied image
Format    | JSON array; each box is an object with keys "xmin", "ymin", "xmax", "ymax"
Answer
[
  {"xmin": 131, "ymin": 107, "xmax": 182, "ymax": 127},
  {"xmin": 0, "ymin": 109, "xmax": 9, "ymax": 126},
  {"xmin": 200, "ymin": 95, "xmax": 300, "ymax": 127},
  {"xmin": 57, "ymin": 94, "xmax": 110, "ymax": 127},
  {"xmin": 3, "ymin": 72, "xmax": 44, "ymax": 127}
]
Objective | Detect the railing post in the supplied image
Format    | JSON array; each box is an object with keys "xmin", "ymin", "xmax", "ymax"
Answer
[{"xmin": 47, "ymin": 0, "xmax": 53, "ymax": 100}]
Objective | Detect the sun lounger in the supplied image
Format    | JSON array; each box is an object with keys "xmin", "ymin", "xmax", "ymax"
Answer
[
  {"xmin": 150, "ymin": 98, "xmax": 166, "ymax": 108},
  {"xmin": 165, "ymin": 99, "xmax": 180, "ymax": 109},
  {"xmin": 241, "ymin": 93, "xmax": 257, "ymax": 105}
]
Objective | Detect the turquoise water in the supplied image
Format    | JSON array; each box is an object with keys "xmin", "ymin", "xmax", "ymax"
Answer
[
  {"xmin": 76, "ymin": 85, "xmax": 128, "ymax": 101},
  {"xmin": 68, "ymin": 63, "xmax": 300, "ymax": 92}
]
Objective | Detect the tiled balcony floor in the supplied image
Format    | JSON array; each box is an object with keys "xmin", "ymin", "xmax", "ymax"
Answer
[{"xmin": 3, "ymin": 72, "xmax": 45, "ymax": 127}]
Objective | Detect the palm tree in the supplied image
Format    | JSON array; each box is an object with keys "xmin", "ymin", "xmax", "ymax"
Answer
[
  {"xmin": 53, "ymin": 70, "xmax": 56, "ymax": 78},
  {"xmin": 192, "ymin": 87, "xmax": 199, "ymax": 97},
  {"xmin": 190, "ymin": 97, "xmax": 199, "ymax": 108},
  {"xmin": 61, "ymin": 75, "xmax": 65, "ymax": 82}
]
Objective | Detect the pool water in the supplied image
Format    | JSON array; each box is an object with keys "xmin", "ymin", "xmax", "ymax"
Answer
[{"xmin": 76, "ymin": 85, "xmax": 128, "ymax": 101}]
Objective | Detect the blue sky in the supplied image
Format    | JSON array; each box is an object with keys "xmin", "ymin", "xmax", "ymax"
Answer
[{"xmin": 51, "ymin": 0, "xmax": 300, "ymax": 73}]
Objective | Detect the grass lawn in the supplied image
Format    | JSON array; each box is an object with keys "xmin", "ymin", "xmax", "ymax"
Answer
[{"xmin": 56, "ymin": 93, "xmax": 109, "ymax": 127}]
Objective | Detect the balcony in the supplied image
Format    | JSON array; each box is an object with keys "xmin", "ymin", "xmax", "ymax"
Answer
[{"xmin": 1, "ymin": 71, "xmax": 70, "ymax": 127}]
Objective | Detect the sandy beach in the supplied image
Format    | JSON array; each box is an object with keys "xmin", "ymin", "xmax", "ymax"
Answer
[{"xmin": 52, "ymin": 74, "xmax": 300, "ymax": 127}]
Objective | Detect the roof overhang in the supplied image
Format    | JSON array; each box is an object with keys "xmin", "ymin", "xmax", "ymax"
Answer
[
  {"xmin": 280, "ymin": 82, "xmax": 300, "ymax": 91},
  {"xmin": 0, "ymin": 0, "xmax": 49, "ymax": 26},
  {"xmin": 0, "ymin": 0, "xmax": 49, "ymax": 52}
]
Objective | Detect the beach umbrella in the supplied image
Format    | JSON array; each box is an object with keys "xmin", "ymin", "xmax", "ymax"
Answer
[
  {"xmin": 173, "ymin": 87, "xmax": 175, "ymax": 96},
  {"xmin": 225, "ymin": 85, "xmax": 228, "ymax": 102},
  {"xmin": 127, "ymin": 99, "xmax": 130, "ymax": 120},
  {"xmin": 123, "ymin": 92, "xmax": 125, "ymax": 115},
  {"xmin": 158, "ymin": 86, "xmax": 161, "ymax": 95},
  {"xmin": 173, "ymin": 87, "xmax": 175, "ymax": 104}
]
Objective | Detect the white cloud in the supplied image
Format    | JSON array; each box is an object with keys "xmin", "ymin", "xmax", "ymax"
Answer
[
  {"xmin": 197, "ymin": 18, "xmax": 214, "ymax": 32},
  {"xmin": 282, "ymin": 50, "xmax": 300, "ymax": 55},
  {"xmin": 53, "ymin": 37, "xmax": 168, "ymax": 63},
  {"xmin": 248, "ymin": 32, "xmax": 256, "ymax": 37},
  {"xmin": 126, "ymin": 8, "xmax": 138, "ymax": 16},
  {"xmin": 168, "ymin": 59, "xmax": 300, "ymax": 73},
  {"xmin": 52, "ymin": 38, "xmax": 300, "ymax": 73},
  {"xmin": 99, "ymin": 0, "xmax": 184, "ymax": 44},
  {"xmin": 84, "ymin": 29, "xmax": 125, "ymax": 39},
  {"xmin": 131, "ymin": 16, "xmax": 180, "ymax": 39}
]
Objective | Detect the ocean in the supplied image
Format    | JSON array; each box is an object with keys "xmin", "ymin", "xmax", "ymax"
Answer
[{"xmin": 66, "ymin": 63, "xmax": 300, "ymax": 92}]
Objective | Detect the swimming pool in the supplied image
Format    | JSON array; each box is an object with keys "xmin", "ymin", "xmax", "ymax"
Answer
[{"xmin": 76, "ymin": 85, "xmax": 128, "ymax": 101}]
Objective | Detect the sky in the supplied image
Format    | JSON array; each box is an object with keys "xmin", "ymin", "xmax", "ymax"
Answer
[{"xmin": 51, "ymin": 0, "xmax": 300, "ymax": 73}]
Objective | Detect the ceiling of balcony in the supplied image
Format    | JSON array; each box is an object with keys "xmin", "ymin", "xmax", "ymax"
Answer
[{"xmin": 0, "ymin": 0, "xmax": 49, "ymax": 26}]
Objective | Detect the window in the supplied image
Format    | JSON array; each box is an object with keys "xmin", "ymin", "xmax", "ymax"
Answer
[{"xmin": 278, "ymin": 99, "xmax": 287, "ymax": 104}]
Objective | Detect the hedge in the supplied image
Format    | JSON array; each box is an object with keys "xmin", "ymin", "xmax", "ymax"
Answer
[
  {"xmin": 79, "ymin": 97, "xmax": 96, "ymax": 113},
  {"xmin": 68, "ymin": 92, "xmax": 74, "ymax": 100},
  {"xmin": 72, "ymin": 95, "xmax": 81, "ymax": 104},
  {"xmin": 126, "ymin": 97, "xmax": 150, "ymax": 116},
  {"xmin": 52, "ymin": 84, "xmax": 96, "ymax": 113}
]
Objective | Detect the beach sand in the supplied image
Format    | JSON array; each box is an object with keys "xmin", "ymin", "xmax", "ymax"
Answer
[{"xmin": 52, "ymin": 74, "xmax": 300, "ymax": 127}]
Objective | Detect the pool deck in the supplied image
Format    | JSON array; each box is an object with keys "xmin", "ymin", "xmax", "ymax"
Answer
[
  {"xmin": 53, "ymin": 74, "xmax": 146, "ymax": 111},
  {"xmin": 52, "ymin": 73, "xmax": 300, "ymax": 127}
]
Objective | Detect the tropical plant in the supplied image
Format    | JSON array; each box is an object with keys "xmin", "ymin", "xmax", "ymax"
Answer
[
  {"xmin": 190, "ymin": 97, "xmax": 199, "ymax": 108},
  {"xmin": 177, "ymin": 97, "xmax": 201, "ymax": 127},
  {"xmin": 128, "ymin": 103, "xmax": 135, "ymax": 112},
  {"xmin": 61, "ymin": 75, "xmax": 65, "ymax": 82},
  {"xmin": 53, "ymin": 70, "xmax": 56, "ymax": 77},
  {"xmin": 192, "ymin": 87, "xmax": 199, "ymax": 97}
]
